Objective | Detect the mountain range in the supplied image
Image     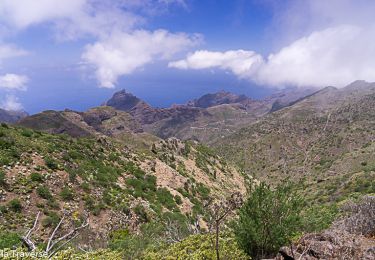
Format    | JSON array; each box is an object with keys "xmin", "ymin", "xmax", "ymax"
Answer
[
  {"xmin": 1, "ymin": 80, "xmax": 374, "ymax": 258},
  {"xmin": 12, "ymin": 87, "xmax": 315, "ymax": 144}
]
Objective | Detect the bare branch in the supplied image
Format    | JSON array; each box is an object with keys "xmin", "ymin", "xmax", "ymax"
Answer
[
  {"xmin": 46, "ymin": 215, "xmax": 65, "ymax": 252},
  {"xmin": 21, "ymin": 211, "xmax": 41, "ymax": 251},
  {"xmin": 48, "ymin": 233, "xmax": 79, "ymax": 258},
  {"xmin": 46, "ymin": 218, "xmax": 89, "ymax": 254}
]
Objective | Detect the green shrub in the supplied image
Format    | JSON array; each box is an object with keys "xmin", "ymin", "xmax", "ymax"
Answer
[
  {"xmin": 44, "ymin": 156, "xmax": 58, "ymax": 170},
  {"xmin": 36, "ymin": 186, "xmax": 53, "ymax": 200},
  {"xmin": 134, "ymin": 204, "xmax": 149, "ymax": 222},
  {"xmin": 30, "ymin": 172, "xmax": 44, "ymax": 182},
  {"xmin": 144, "ymin": 234, "xmax": 248, "ymax": 260},
  {"xmin": 0, "ymin": 205, "xmax": 8, "ymax": 214},
  {"xmin": 302, "ymin": 204, "xmax": 339, "ymax": 232},
  {"xmin": 156, "ymin": 188, "xmax": 177, "ymax": 210},
  {"xmin": 20, "ymin": 129, "xmax": 33, "ymax": 137},
  {"xmin": 0, "ymin": 171, "xmax": 6, "ymax": 186},
  {"xmin": 174, "ymin": 195, "xmax": 182, "ymax": 205},
  {"xmin": 81, "ymin": 182, "xmax": 91, "ymax": 192},
  {"xmin": 42, "ymin": 212, "xmax": 60, "ymax": 228},
  {"xmin": 109, "ymin": 222, "xmax": 164, "ymax": 259},
  {"xmin": 60, "ymin": 187, "xmax": 74, "ymax": 201},
  {"xmin": 8, "ymin": 198, "xmax": 22, "ymax": 212},
  {"xmin": 234, "ymin": 182, "xmax": 304, "ymax": 260},
  {"xmin": 0, "ymin": 231, "xmax": 20, "ymax": 249},
  {"xmin": 0, "ymin": 248, "xmax": 122, "ymax": 259}
]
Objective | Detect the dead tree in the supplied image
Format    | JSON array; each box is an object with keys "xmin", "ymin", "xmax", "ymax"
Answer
[
  {"xmin": 46, "ymin": 215, "xmax": 89, "ymax": 258},
  {"xmin": 22, "ymin": 211, "xmax": 41, "ymax": 251},
  {"xmin": 22, "ymin": 211, "xmax": 89, "ymax": 257},
  {"xmin": 208, "ymin": 192, "xmax": 243, "ymax": 260}
]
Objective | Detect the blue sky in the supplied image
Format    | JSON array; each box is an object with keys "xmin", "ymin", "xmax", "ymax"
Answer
[{"xmin": 0, "ymin": 0, "xmax": 374, "ymax": 113}]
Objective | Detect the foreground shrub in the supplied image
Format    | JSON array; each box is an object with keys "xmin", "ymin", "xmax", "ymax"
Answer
[
  {"xmin": 234, "ymin": 182, "xmax": 304, "ymax": 260},
  {"xmin": 109, "ymin": 222, "xmax": 165, "ymax": 259},
  {"xmin": 0, "ymin": 248, "xmax": 122, "ymax": 259},
  {"xmin": 0, "ymin": 231, "xmax": 20, "ymax": 249},
  {"xmin": 143, "ymin": 233, "xmax": 248, "ymax": 260}
]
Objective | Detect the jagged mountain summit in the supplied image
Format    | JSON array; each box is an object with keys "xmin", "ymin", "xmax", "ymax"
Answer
[{"xmin": 103, "ymin": 88, "xmax": 315, "ymax": 143}]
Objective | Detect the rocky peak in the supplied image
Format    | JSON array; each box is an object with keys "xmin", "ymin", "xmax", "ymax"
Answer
[{"xmin": 104, "ymin": 89, "xmax": 152, "ymax": 112}]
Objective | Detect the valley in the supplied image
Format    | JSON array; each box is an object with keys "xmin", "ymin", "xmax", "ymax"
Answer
[{"xmin": 0, "ymin": 81, "xmax": 374, "ymax": 259}]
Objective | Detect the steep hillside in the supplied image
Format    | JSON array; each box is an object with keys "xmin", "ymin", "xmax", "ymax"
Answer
[
  {"xmin": 215, "ymin": 81, "xmax": 375, "ymax": 203},
  {"xmin": 0, "ymin": 124, "xmax": 245, "ymax": 249}
]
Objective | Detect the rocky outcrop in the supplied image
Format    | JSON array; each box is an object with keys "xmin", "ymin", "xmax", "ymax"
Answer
[
  {"xmin": 18, "ymin": 107, "xmax": 143, "ymax": 137},
  {"xmin": 276, "ymin": 196, "xmax": 375, "ymax": 260},
  {"xmin": 104, "ymin": 89, "xmax": 151, "ymax": 112},
  {"xmin": 277, "ymin": 230, "xmax": 374, "ymax": 260}
]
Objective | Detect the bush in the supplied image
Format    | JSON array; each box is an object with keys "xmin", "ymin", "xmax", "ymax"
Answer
[
  {"xmin": 156, "ymin": 188, "xmax": 177, "ymax": 210},
  {"xmin": 8, "ymin": 198, "xmax": 22, "ymax": 212},
  {"xmin": 174, "ymin": 194, "xmax": 182, "ymax": 205},
  {"xmin": 0, "ymin": 248, "xmax": 122, "ymax": 259},
  {"xmin": 134, "ymin": 204, "xmax": 149, "ymax": 223},
  {"xmin": 44, "ymin": 156, "xmax": 58, "ymax": 170},
  {"xmin": 60, "ymin": 187, "xmax": 75, "ymax": 201},
  {"xmin": 20, "ymin": 129, "xmax": 33, "ymax": 137},
  {"xmin": 30, "ymin": 172, "xmax": 44, "ymax": 182},
  {"xmin": 302, "ymin": 204, "xmax": 338, "ymax": 232},
  {"xmin": 143, "ymin": 234, "xmax": 248, "ymax": 260},
  {"xmin": 234, "ymin": 182, "xmax": 304, "ymax": 260},
  {"xmin": 109, "ymin": 222, "xmax": 164, "ymax": 259},
  {"xmin": 36, "ymin": 186, "xmax": 53, "ymax": 200},
  {"xmin": 42, "ymin": 212, "xmax": 60, "ymax": 228},
  {"xmin": 0, "ymin": 171, "xmax": 6, "ymax": 186},
  {"xmin": 0, "ymin": 231, "xmax": 20, "ymax": 249}
]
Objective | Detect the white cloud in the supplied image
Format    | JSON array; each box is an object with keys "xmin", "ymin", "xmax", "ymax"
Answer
[
  {"xmin": 169, "ymin": 50, "xmax": 263, "ymax": 79},
  {"xmin": 255, "ymin": 25, "xmax": 375, "ymax": 87},
  {"xmin": 0, "ymin": 74, "xmax": 29, "ymax": 90},
  {"xmin": 82, "ymin": 29, "xmax": 201, "ymax": 88},
  {"xmin": 0, "ymin": 43, "xmax": 27, "ymax": 61},
  {"xmin": 0, "ymin": 0, "xmax": 86, "ymax": 29},
  {"xmin": 0, "ymin": 0, "xmax": 187, "ymax": 41},
  {"xmin": 0, "ymin": 0, "xmax": 201, "ymax": 87},
  {"xmin": 169, "ymin": 0, "xmax": 375, "ymax": 88},
  {"xmin": 170, "ymin": 24, "xmax": 375, "ymax": 88},
  {"xmin": 0, "ymin": 0, "xmax": 140, "ymax": 40},
  {"xmin": 1, "ymin": 95, "xmax": 23, "ymax": 111}
]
